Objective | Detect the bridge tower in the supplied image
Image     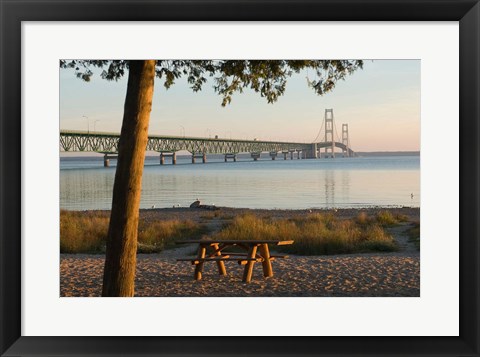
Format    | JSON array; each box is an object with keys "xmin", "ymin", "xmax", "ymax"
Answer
[
  {"xmin": 324, "ymin": 109, "xmax": 335, "ymax": 158},
  {"xmin": 342, "ymin": 123, "xmax": 350, "ymax": 157}
]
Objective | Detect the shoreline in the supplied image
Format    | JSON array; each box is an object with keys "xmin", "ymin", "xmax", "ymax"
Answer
[
  {"xmin": 65, "ymin": 206, "xmax": 420, "ymax": 222},
  {"xmin": 139, "ymin": 206, "xmax": 420, "ymax": 226}
]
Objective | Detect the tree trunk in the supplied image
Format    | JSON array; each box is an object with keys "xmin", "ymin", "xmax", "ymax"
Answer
[{"xmin": 102, "ymin": 60, "xmax": 156, "ymax": 297}]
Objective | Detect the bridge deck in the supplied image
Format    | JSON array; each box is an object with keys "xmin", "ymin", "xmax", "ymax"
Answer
[{"xmin": 59, "ymin": 130, "xmax": 354, "ymax": 156}]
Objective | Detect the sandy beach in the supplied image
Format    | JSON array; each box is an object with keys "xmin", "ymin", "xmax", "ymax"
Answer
[{"xmin": 60, "ymin": 207, "xmax": 420, "ymax": 297}]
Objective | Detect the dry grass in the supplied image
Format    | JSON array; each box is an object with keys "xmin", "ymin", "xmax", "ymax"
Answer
[
  {"xmin": 375, "ymin": 210, "xmax": 409, "ymax": 226},
  {"xmin": 355, "ymin": 210, "xmax": 409, "ymax": 227},
  {"xmin": 60, "ymin": 210, "xmax": 207, "ymax": 254},
  {"xmin": 212, "ymin": 213, "xmax": 398, "ymax": 255},
  {"xmin": 60, "ymin": 210, "xmax": 109, "ymax": 253},
  {"xmin": 137, "ymin": 219, "xmax": 207, "ymax": 253}
]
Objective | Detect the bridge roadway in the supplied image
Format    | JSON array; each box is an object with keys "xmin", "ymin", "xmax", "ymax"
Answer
[{"xmin": 60, "ymin": 130, "xmax": 354, "ymax": 166}]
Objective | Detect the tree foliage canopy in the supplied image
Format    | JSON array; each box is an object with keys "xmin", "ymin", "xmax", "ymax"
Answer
[{"xmin": 60, "ymin": 60, "xmax": 363, "ymax": 106}]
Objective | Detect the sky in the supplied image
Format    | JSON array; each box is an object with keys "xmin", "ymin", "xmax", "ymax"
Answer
[{"xmin": 60, "ymin": 60, "xmax": 420, "ymax": 152}]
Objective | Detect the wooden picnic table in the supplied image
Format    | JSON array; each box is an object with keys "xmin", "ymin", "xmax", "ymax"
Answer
[{"xmin": 176, "ymin": 239, "xmax": 294, "ymax": 283}]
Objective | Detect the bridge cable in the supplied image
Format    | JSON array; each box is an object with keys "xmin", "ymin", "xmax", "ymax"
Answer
[
  {"xmin": 311, "ymin": 117, "xmax": 325, "ymax": 143},
  {"xmin": 334, "ymin": 121, "xmax": 341, "ymax": 144}
]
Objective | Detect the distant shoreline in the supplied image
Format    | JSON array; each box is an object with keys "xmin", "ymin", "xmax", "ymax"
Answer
[{"xmin": 355, "ymin": 151, "xmax": 420, "ymax": 157}]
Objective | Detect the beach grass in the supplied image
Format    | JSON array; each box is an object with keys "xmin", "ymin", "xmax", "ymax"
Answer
[
  {"xmin": 137, "ymin": 219, "xmax": 208, "ymax": 253},
  {"xmin": 355, "ymin": 210, "xmax": 410, "ymax": 227},
  {"xmin": 60, "ymin": 210, "xmax": 207, "ymax": 254},
  {"xmin": 211, "ymin": 212, "xmax": 399, "ymax": 255},
  {"xmin": 60, "ymin": 210, "xmax": 110, "ymax": 253}
]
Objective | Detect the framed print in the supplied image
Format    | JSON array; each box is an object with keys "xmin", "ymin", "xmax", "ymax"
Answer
[{"xmin": 1, "ymin": 0, "xmax": 479, "ymax": 356}]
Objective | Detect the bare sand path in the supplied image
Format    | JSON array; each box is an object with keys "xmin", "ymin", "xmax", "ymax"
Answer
[{"xmin": 386, "ymin": 223, "xmax": 417, "ymax": 253}]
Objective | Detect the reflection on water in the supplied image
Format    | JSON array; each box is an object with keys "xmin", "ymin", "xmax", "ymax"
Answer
[
  {"xmin": 60, "ymin": 155, "xmax": 420, "ymax": 210},
  {"xmin": 325, "ymin": 170, "xmax": 334, "ymax": 207}
]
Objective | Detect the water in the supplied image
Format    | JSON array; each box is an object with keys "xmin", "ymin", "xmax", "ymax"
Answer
[{"xmin": 60, "ymin": 154, "xmax": 420, "ymax": 210}]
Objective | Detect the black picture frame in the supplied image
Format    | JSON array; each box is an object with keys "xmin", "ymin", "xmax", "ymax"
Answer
[{"xmin": 1, "ymin": 0, "xmax": 478, "ymax": 356}]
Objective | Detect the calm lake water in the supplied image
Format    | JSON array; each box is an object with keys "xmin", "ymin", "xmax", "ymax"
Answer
[{"xmin": 60, "ymin": 154, "xmax": 420, "ymax": 210}]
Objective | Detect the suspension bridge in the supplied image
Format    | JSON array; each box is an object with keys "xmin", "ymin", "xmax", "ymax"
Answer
[{"xmin": 60, "ymin": 109, "xmax": 355, "ymax": 166}]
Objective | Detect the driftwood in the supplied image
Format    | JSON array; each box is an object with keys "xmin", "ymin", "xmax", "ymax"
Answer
[{"xmin": 189, "ymin": 200, "xmax": 219, "ymax": 210}]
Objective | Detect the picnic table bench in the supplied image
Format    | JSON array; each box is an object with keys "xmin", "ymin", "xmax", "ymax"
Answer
[{"xmin": 176, "ymin": 239, "xmax": 294, "ymax": 283}]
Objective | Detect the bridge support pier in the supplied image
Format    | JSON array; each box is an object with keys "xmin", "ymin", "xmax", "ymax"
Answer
[
  {"xmin": 251, "ymin": 152, "xmax": 261, "ymax": 161},
  {"xmin": 192, "ymin": 153, "xmax": 207, "ymax": 164},
  {"xmin": 270, "ymin": 152, "xmax": 277, "ymax": 160},
  {"xmin": 342, "ymin": 123, "xmax": 350, "ymax": 157},
  {"xmin": 323, "ymin": 152, "xmax": 334, "ymax": 159},
  {"xmin": 225, "ymin": 153, "xmax": 237, "ymax": 162},
  {"xmin": 160, "ymin": 152, "xmax": 176, "ymax": 165},
  {"xmin": 301, "ymin": 144, "xmax": 318, "ymax": 159},
  {"xmin": 311, "ymin": 143, "xmax": 318, "ymax": 159},
  {"xmin": 103, "ymin": 153, "xmax": 118, "ymax": 167}
]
